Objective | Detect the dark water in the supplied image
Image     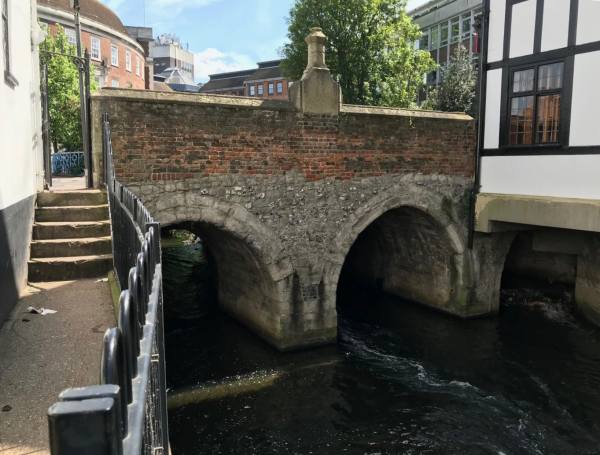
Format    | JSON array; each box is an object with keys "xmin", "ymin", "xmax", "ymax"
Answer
[{"xmin": 163, "ymin": 239, "xmax": 600, "ymax": 455}]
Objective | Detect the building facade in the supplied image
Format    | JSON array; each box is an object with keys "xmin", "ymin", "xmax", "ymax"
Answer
[
  {"xmin": 150, "ymin": 34, "xmax": 194, "ymax": 82},
  {"xmin": 38, "ymin": 0, "xmax": 146, "ymax": 89},
  {"xmin": 200, "ymin": 60, "xmax": 290, "ymax": 100},
  {"xmin": 411, "ymin": 0, "xmax": 483, "ymax": 85},
  {"xmin": 0, "ymin": 0, "xmax": 45, "ymax": 323},
  {"xmin": 476, "ymin": 0, "xmax": 600, "ymax": 325}
]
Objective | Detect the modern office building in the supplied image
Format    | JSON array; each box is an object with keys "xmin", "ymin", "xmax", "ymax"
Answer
[
  {"xmin": 150, "ymin": 34, "xmax": 195, "ymax": 82},
  {"xmin": 37, "ymin": 0, "xmax": 148, "ymax": 89},
  {"xmin": 410, "ymin": 0, "xmax": 483, "ymax": 85}
]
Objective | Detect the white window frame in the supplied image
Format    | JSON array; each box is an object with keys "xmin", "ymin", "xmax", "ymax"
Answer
[
  {"xmin": 257, "ymin": 84, "xmax": 264, "ymax": 96},
  {"xmin": 125, "ymin": 49, "xmax": 131, "ymax": 72},
  {"xmin": 64, "ymin": 27, "xmax": 77, "ymax": 46},
  {"xmin": 90, "ymin": 36, "xmax": 101, "ymax": 61},
  {"xmin": 268, "ymin": 82, "xmax": 274, "ymax": 95},
  {"xmin": 111, "ymin": 79, "xmax": 119, "ymax": 88},
  {"xmin": 135, "ymin": 56, "xmax": 141, "ymax": 76},
  {"xmin": 249, "ymin": 85, "xmax": 255, "ymax": 96},
  {"xmin": 276, "ymin": 81, "xmax": 283, "ymax": 94},
  {"xmin": 111, "ymin": 44, "xmax": 119, "ymax": 67}
]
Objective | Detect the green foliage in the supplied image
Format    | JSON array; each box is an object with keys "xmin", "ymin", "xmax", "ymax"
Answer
[
  {"xmin": 427, "ymin": 45, "xmax": 476, "ymax": 114},
  {"xmin": 281, "ymin": 0, "xmax": 435, "ymax": 107},
  {"xmin": 40, "ymin": 24, "xmax": 97, "ymax": 152}
]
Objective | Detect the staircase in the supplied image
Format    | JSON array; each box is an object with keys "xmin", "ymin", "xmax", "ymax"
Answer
[{"xmin": 28, "ymin": 191, "xmax": 113, "ymax": 282}]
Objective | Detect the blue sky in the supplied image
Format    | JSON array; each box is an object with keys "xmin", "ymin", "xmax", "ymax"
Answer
[{"xmin": 101, "ymin": 0, "xmax": 430, "ymax": 83}]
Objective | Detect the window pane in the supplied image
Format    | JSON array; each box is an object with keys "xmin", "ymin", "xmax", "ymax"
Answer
[
  {"xmin": 441, "ymin": 24, "xmax": 448, "ymax": 46},
  {"xmin": 431, "ymin": 27, "xmax": 439, "ymax": 49},
  {"xmin": 536, "ymin": 94, "xmax": 561, "ymax": 143},
  {"xmin": 420, "ymin": 31, "xmax": 429, "ymax": 50},
  {"xmin": 509, "ymin": 96, "xmax": 534, "ymax": 145},
  {"xmin": 462, "ymin": 16, "xmax": 471, "ymax": 39},
  {"xmin": 451, "ymin": 17, "xmax": 460, "ymax": 43},
  {"xmin": 513, "ymin": 69, "xmax": 534, "ymax": 92},
  {"xmin": 538, "ymin": 62, "xmax": 563, "ymax": 90}
]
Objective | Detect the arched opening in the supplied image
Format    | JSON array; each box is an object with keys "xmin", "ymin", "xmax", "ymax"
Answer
[{"xmin": 336, "ymin": 206, "xmax": 460, "ymax": 319}]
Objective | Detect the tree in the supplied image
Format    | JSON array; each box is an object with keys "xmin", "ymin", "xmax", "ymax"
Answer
[
  {"xmin": 40, "ymin": 25, "xmax": 96, "ymax": 152},
  {"xmin": 281, "ymin": 0, "xmax": 435, "ymax": 107},
  {"xmin": 426, "ymin": 45, "xmax": 476, "ymax": 114}
]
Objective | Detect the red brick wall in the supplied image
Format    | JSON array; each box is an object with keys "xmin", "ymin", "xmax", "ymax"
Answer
[
  {"xmin": 100, "ymin": 95, "xmax": 475, "ymax": 183},
  {"xmin": 46, "ymin": 23, "xmax": 145, "ymax": 90}
]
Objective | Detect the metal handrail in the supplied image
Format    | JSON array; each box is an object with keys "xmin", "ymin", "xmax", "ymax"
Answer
[{"xmin": 47, "ymin": 114, "xmax": 169, "ymax": 455}]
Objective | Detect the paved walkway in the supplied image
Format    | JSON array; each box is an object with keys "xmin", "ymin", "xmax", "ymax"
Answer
[{"xmin": 0, "ymin": 280, "xmax": 115, "ymax": 454}]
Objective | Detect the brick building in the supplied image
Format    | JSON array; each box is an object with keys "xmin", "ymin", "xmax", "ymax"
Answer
[
  {"xmin": 37, "ymin": 0, "xmax": 148, "ymax": 90},
  {"xmin": 200, "ymin": 59, "xmax": 289, "ymax": 100}
]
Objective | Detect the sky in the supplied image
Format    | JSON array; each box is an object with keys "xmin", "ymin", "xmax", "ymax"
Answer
[{"xmin": 101, "ymin": 0, "xmax": 431, "ymax": 83}]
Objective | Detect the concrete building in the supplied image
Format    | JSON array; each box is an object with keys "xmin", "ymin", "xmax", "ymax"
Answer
[
  {"xmin": 475, "ymin": 0, "xmax": 600, "ymax": 326},
  {"xmin": 151, "ymin": 34, "xmax": 194, "ymax": 82},
  {"xmin": 37, "ymin": 0, "xmax": 147, "ymax": 89},
  {"xmin": 200, "ymin": 60, "xmax": 290, "ymax": 100},
  {"xmin": 0, "ymin": 0, "xmax": 45, "ymax": 323},
  {"xmin": 410, "ymin": 0, "xmax": 483, "ymax": 85}
]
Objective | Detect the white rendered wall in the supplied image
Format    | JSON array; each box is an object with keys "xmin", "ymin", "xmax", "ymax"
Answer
[
  {"xmin": 0, "ymin": 0, "xmax": 44, "ymax": 210},
  {"xmin": 577, "ymin": 0, "xmax": 600, "ymax": 45},
  {"xmin": 541, "ymin": 0, "xmax": 570, "ymax": 51},
  {"xmin": 487, "ymin": 0, "xmax": 506, "ymax": 63},
  {"xmin": 480, "ymin": 155, "xmax": 600, "ymax": 199},
  {"xmin": 484, "ymin": 69, "xmax": 502, "ymax": 149},
  {"xmin": 570, "ymin": 51, "xmax": 600, "ymax": 147},
  {"xmin": 509, "ymin": 0, "xmax": 536, "ymax": 58}
]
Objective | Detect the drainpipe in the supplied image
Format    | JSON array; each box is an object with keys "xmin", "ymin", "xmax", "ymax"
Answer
[{"xmin": 468, "ymin": 0, "xmax": 489, "ymax": 249}]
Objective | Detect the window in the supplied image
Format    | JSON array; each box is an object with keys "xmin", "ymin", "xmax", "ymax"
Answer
[
  {"xmin": 450, "ymin": 17, "xmax": 460, "ymax": 43},
  {"xmin": 276, "ymin": 81, "xmax": 283, "ymax": 94},
  {"xmin": 111, "ymin": 44, "xmax": 118, "ymax": 66},
  {"xmin": 91, "ymin": 36, "xmax": 101, "ymax": 60},
  {"xmin": 257, "ymin": 84, "xmax": 263, "ymax": 96},
  {"xmin": 462, "ymin": 16, "xmax": 471, "ymax": 40},
  {"xmin": 125, "ymin": 49, "xmax": 131, "ymax": 72},
  {"xmin": 430, "ymin": 26, "xmax": 439, "ymax": 50},
  {"xmin": 268, "ymin": 82, "xmax": 274, "ymax": 95},
  {"xmin": 440, "ymin": 23, "xmax": 449, "ymax": 47},
  {"xmin": 111, "ymin": 79, "xmax": 119, "ymax": 88},
  {"xmin": 249, "ymin": 84, "xmax": 255, "ymax": 96},
  {"xmin": 509, "ymin": 62, "xmax": 563, "ymax": 145},
  {"xmin": 65, "ymin": 28, "xmax": 77, "ymax": 46},
  {"xmin": 136, "ymin": 56, "xmax": 141, "ymax": 76},
  {"xmin": 419, "ymin": 30, "xmax": 429, "ymax": 50},
  {"xmin": 2, "ymin": 0, "xmax": 17, "ymax": 86}
]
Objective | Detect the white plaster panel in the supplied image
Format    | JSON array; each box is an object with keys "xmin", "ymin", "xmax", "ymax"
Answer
[
  {"xmin": 577, "ymin": 0, "xmax": 600, "ymax": 45},
  {"xmin": 480, "ymin": 155, "xmax": 600, "ymax": 199},
  {"xmin": 570, "ymin": 51, "xmax": 600, "ymax": 147},
  {"xmin": 487, "ymin": 0, "xmax": 506, "ymax": 63},
  {"xmin": 484, "ymin": 69, "xmax": 503, "ymax": 149},
  {"xmin": 509, "ymin": 0, "xmax": 536, "ymax": 58},
  {"xmin": 541, "ymin": 0, "xmax": 570, "ymax": 51},
  {"xmin": 0, "ymin": 0, "xmax": 44, "ymax": 210}
]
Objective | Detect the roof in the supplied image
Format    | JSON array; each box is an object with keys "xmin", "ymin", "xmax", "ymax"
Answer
[
  {"xmin": 200, "ymin": 60, "xmax": 285, "ymax": 93},
  {"xmin": 38, "ymin": 0, "xmax": 128, "ymax": 35}
]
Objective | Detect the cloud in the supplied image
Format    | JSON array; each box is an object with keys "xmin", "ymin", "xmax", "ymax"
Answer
[{"xmin": 194, "ymin": 48, "xmax": 255, "ymax": 83}]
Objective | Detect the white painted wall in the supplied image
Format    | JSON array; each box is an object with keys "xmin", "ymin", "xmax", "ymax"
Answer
[
  {"xmin": 484, "ymin": 69, "xmax": 502, "ymax": 149},
  {"xmin": 0, "ymin": 0, "xmax": 44, "ymax": 210},
  {"xmin": 487, "ymin": 0, "xmax": 506, "ymax": 63},
  {"xmin": 509, "ymin": 0, "xmax": 536, "ymax": 58},
  {"xmin": 541, "ymin": 0, "xmax": 570, "ymax": 52},
  {"xmin": 577, "ymin": 0, "xmax": 600, "ymax": 45},
  {"xmin": 480, "ymin": 155, "xmax": 600, "ymax": 199},
  {"xmin": 570, "ymin": 51, "xmax": 600, "ymax": 147}
]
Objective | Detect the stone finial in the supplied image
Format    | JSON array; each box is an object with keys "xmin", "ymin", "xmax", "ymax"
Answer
[
  {"xmin": 289, "ymin": 28, "xmax": 341, "ymax": 116},
  {"xmin": 305, "ymin": 27, "xmax": 327, "ymax": 71}
]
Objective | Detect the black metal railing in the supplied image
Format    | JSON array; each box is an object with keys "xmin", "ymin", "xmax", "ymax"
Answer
[{"xmin": 47, "ymin": 114, "xmax": 169, "ymax": 454}]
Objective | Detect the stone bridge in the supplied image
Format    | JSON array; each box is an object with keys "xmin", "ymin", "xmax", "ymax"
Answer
[{"xmin": 91, "ymin": 29, "xmax": 508, "ymax": 350}]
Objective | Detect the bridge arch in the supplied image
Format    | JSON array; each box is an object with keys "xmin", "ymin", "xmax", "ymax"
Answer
[
  {"xmin": 149, "ymin": 193, "xmax": 295, "ymax": 348},
  {"xmin": 327, "ymin": 185, "xmax": 472, "ymax": 317}
]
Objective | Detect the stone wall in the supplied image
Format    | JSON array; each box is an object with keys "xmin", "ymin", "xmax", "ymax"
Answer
[{"xmin": 91, "ymin": 89, "xmax": 478, "ymax": 349}]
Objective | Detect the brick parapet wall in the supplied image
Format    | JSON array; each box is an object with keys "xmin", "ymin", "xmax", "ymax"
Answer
[{"xmin": 92, "ymin": 89, "xmax": 475, "ymax": 184}]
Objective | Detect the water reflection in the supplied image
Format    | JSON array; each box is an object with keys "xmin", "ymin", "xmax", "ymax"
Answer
[{"xmin": 163, "ymin": 238, "xmax": 600, "ymax": 455}]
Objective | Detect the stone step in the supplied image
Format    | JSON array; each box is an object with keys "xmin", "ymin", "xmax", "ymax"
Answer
[
  {"xmin": 28, "ymin": 254, "xmax": 113, "ymax": 282},
  {"xmin": 33, "ymin": 221, "xmax": 111, "ymax": 240},
  {"xmin": 37, "ymin": 191, "xmax": 107, "ymax": 207},
  {"xmin": 35, "ymin": 205, "xmax": 109, "ymax": 222},
  {"xmin": 30, "ymin": 237, "xmax": 112, "ymax": 258}
]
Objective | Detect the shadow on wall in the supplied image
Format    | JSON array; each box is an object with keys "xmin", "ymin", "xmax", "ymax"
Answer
[{"xmin": 0, "ymin": 193, "xmax": 36, "ymax": 326}]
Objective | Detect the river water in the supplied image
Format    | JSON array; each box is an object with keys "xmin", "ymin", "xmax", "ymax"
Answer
[{"xmin": 163, "ymin": 237, "xmax": 600, "ymax": 455}]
